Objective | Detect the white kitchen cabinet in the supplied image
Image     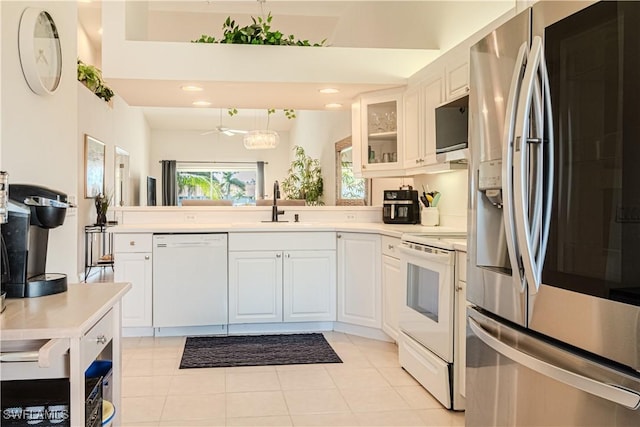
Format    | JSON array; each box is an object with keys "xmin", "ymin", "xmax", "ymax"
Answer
[
  {"xmin": 113, "ymin": 234, "xmax": 153, "ymax": 328},
  {"xmin": 403, "ymin": 71, "xmax": 444, "ymax": 171},
  {"xmin": 337, "ymin": 232, "xmax": 382, "ymax": 328},
  {"xmin": 1, "ymin": 284, "xmax": 129, "ymax": 427},
  {"xmin": 444, "ymin": 46, "xmax": 470, "ymax": 101},
  {"xmin": 357, "ymin": 88, "xmax": 404, "ymax": 177},
  {"xmin": 283, "ymin": 250, "xmax": 336, "ymax": 322},
  {"xmin": 228, "ymin": 251, "xmax": 283, "ymax": 324},
  {"xmin": 403, "ymin": 84, "xmax": 423, "ymax": 168},
  {"xmin": 381, "ymin": 236, "xmax": 402, "ymax": 341},
  {"xmin": 228, "ymin": 232, "xmax": 337, "ymax": 324},
  {"xmin": 455, "ymin": 250, "xmax": 468, "ymax": 398}
]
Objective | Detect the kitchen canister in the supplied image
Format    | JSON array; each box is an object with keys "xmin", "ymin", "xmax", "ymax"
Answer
[{"xmin": 421, "ymin": 206, "xmax": 439, "ymax": 226}]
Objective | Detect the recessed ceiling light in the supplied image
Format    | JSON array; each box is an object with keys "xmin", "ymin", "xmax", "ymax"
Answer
[
  {"xmin": 181, "ymin": 85, "xmax": 204, "ymax": 92},
  {"xmin": 325, "ymin": 103, "xmax": 343, "ymax": 109},
  {"xmin": 319, "ymin": 88, "xmax": 340, "ymax": 94},
  {"xmin": 192, "ymin": 101, "xmax": 211, "ymax": 107}
]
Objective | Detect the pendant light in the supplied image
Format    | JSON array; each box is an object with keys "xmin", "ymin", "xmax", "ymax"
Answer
[{"xmin": 243, "ymin": 109, "xmax": 280, "ymax": 149}]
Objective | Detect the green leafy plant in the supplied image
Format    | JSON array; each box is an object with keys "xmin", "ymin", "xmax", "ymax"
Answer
[
  {"xmin": 227, "ymin": 107, "xmax": 296, "ymax": 120},
  {"xmin": 192, "ymin": 13, "xmax": 326, "ymax": 46},
  {"xmin": 281, "ymin": 145, "xmax": 324, "ymax": 206},
  {"xmin": 77, "ymin": 60, "xmax": 114, "ymax": 103}
]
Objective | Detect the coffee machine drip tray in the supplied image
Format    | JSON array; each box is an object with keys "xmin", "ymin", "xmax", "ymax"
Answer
[{"xmin": 5, "ymin": 274, "xmax": 67, "ymax": 298}]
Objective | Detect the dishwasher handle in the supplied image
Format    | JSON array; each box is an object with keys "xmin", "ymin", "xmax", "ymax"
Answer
[{"xmin": 156, "ymin": 241, "xmax": 222, "ymax": 248}]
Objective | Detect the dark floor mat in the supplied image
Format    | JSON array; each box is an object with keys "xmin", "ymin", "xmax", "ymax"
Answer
[{"xmin": 179, "ymin": 333, "xmax": 343, "ymax": 369}]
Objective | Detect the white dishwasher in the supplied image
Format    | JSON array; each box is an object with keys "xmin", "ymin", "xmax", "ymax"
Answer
[{"xmin": 153, "ymin": 233, "xmax": 228, "ymax": 328}]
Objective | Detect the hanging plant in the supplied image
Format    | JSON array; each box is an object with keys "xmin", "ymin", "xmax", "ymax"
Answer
[
  {"xmin": 192, "ymin": 13, "xmax": 326, "ymax": 46},
  {"xmin": 227, "ymin": 108, "xmax": 296, "ymax": 120},
  {"xmin": 77, "ymin": 60, "xmax": 114, "ymax": 103},
  {"xmin": 281, "ymin": 145, "xmax": 324, "ymax": 206}
]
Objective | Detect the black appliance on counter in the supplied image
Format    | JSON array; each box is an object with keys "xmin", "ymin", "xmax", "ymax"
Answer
[
  {"xmin": 1, "ymin": 184, "xmax": 69, "ymax": 298},
  {"xmin": 383, "ymin": 187, "xmax": 420, "ymax": 224}
]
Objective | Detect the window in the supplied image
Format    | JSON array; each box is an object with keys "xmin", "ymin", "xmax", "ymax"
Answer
[
  {"xmin": 176, "ymin": 163, "xmax": 260, "ymax": 206},
  {"xmin": 335, "ymin": 137, "xmax": 369, "ymax": 206}
]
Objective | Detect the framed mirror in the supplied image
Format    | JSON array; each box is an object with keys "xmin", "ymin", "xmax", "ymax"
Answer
[
  {"xmin": 84, "ymin": 134, "xmax": 105, "ymax": 198},
  {"xmin": 114, "ymin": 146, "xmax": 130, "ymax": 206},
  {"xmin": 335, "ymin": 137, "xmax": 370, "ymax": 206}
]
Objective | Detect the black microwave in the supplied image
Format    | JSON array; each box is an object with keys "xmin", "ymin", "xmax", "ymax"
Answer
[{"xmin": 435, "ymin": 95, "xmax": 468, "ymax": 154}]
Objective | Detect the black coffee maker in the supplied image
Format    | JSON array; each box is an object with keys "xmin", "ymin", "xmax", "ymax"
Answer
[{"xmin": 1, "ymin": 184, "xmax": 69, "ymax": 298}]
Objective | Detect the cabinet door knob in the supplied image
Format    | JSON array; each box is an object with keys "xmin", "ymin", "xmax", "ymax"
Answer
[
  {"xmin": 145, "ymin": 255, "xmax": 150, "ymax": 260},
  {"xmin": 96, "ymin": 335, "xmax": 107, "ymax": 345},
  {"xmin": 362, "ymin": 164, "xmax": 367, "ymax": 169},
  {"xmin": 388, "ymin": 244, "xmax": 394, "ymax": 249},
  {"xmin": 276, "ymin": 253, "xmax": 282, "ymax": 258},
  {"xmin": 129, "ymin": 241, "xmax": 135, "ymax": 246},
  {"xmin": 337, "ymin": 234, "xmax": 342, "ymax": 239}
]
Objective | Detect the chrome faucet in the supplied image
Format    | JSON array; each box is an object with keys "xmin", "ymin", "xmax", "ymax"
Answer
[{"xmin": 272, "ymin": 180, "xmax": 285, "ymax": 222}]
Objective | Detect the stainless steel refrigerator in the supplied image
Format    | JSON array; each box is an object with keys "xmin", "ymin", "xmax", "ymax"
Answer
[{"xmin": 467, "ymin": 1, "xmax": 640, "ymax": 425}]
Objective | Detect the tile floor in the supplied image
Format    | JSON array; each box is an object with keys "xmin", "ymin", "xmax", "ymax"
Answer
[{"xmin": 119, "ymin": 332, "xmax": 465, "ymax": 427}]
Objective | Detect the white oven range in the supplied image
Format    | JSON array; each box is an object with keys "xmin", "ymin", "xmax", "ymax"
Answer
[{"xmin": 397, "ymin": 232, "xmax": 466, "ymax": 411}]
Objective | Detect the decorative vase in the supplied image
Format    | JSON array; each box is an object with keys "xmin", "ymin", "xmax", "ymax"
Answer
[{"xmin": 96, "ymin": 212, "xmax": 107, "ymax": 226}]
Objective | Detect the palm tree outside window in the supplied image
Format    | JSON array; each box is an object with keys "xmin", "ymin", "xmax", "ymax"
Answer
[{"xmin": 176, "ymin": 163, "xmax": 258, "ymax": 206}]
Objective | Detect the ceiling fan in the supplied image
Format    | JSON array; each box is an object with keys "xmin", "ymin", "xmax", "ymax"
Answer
[{"xmin": 201, "ymin": 109, "xmax": 248, "ymax": 136}]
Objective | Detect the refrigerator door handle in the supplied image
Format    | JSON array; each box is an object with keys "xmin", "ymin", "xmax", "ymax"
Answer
[
  {"xmin": 502, "ymin": 42, "xmax": 529, "ymax": 293},
  {"xmin": 538, "ymin": 48, "xmax": 554, "ymax": 283},
  {"xmin": 512, "ymin": 36, "xmax": 544, "ymax": 294},
  {"xmin": 469, "ymin": 317, "xmax": 640, "ymax": 410}
]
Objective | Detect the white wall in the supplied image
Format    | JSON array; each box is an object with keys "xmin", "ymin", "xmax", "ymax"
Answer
[
  {"xmin": 77, "ymin": 20, "xmax": 100, "ymax": 68},
  {"xmin": 149, "ymin": 130, "xmax": 291, "ymax": 202},
  {"xmin": 289, "ymin": 110, "xmax": 351, "ymax": 205},
  {"xmin": 413, "ymin": 170, "xmax": 468, "ymax": 230},
  {"xmin": 77, "ymin": 84, "xmax": 150, "ymax": 277},
  {"xmin": 1, "ymin": 1, "xmax": 79, "ymax": 280}
]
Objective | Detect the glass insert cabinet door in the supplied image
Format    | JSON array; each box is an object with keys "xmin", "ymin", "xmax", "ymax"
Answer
[{"xmin": 359, "ymin": 89, "xmax": 403, "ymax": 171}]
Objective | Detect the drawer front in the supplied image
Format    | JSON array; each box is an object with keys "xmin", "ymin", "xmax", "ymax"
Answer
[
  {"xmin": 82, "ymin": 309, "xmax": 114, "ymax": 370},
  {"xmin": 457, "ymin": 251, "xmax": 467, "ymax": 282},
  {"xmin": 381, "ymin": 235, "xmax": 401, "ymax": 258},
  {"xmin": 399, "ymin": 332, "xmax": 451, "ymax": 409},
  {"xmin": 113, "ymin": 233, "xmax": 152, "ymax": 253},
  {"xmin": 229, "ymin": 232, "xmax": 336, "ymax": 251}
]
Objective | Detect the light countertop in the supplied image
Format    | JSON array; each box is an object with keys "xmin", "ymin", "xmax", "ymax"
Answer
[
  {"xmin": 109, "ymin": 222, "xmax": 467, "ymax": 240},
  {"xmin": 0, "ymin": 283, "xmax": 131, "ymax": 341}
]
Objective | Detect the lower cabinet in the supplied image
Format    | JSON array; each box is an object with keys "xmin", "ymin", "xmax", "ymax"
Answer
[
  {"xmin": 455, "ymin": 250, "xmax": 468, "ymax": 398},
  {"xmin": 337, "ymin": 232, "xmax": 382, "ymax": 328},
  {"xmin": 284, "ymin": 250, "xmax": 337, "ymax": 322},
  {"xmin": 381, "ymin": 236, "xmax": 402, "ymax": 341},
  {"xmin": 228, "ymin": 233, "xmax": 337, "ymax": 324},
  {"xmin": 113, "ymin": 234, "xmax": 153, "ymax": 328},
  {"xmin": 228, "ymin": 251, "xmax": 283, "ymax": 324}
]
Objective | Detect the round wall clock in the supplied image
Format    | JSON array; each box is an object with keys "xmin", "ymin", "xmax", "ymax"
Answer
[{"xmin": 18, "ymin": 8, "xmax": 63, "ymax": 96}]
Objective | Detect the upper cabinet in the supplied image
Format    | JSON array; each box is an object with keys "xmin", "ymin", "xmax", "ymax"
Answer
[
  {"xmin": 444, "ymin": 46, "xmax": 470, "ymax": 102},
  {"xmin": 352, "ymin": 41, "xmax": 471, "ymax": 177},
  {"xmin": 357, "ymin": 89, "xmax": 405, "ymax": 177},
  {"xmin": 403, "ymin": 70, "xmax": 444, "ymax": 171},
  {"xmin": 403, "ymin": 43, "xmax": 470, "ymax": 172}
]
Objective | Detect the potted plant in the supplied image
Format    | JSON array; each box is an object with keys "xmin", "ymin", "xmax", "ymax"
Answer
[
  {"xmin": 77, "ymin": 60, "xmax": 114, "ymax": 103},
  {"xmin": 94, "ymin": 192, "xmax": 111, "ymax": 225},
  {"xmin": 192, "ymin": 13, "xmax": 325, "ymax": 46},
  {"xmin": 281, "ymin": 145, "xmax": 324, "ymax": 206}
]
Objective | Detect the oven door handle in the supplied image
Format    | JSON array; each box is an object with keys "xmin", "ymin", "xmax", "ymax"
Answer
[{"xmin": 398, "ymin": 243, "xmax": 454, "ymax": 264}]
